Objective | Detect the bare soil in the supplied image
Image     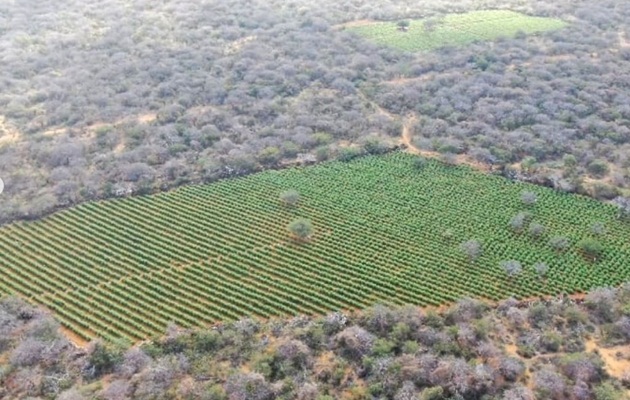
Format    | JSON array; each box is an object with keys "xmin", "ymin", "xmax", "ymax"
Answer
[
  {"xmin": 384, "ymin": 72, "xmax": 461, "ymax": 86},
  {"xmin": 136, "ymin": 113, "xmax": 157, "ymax": 124},
  {"xmin": 334, "ymin": 19, "xmax": 374, "ymax": 29},
  {"xmin": 0, "ymin": 115, "xmax": 22, "ymax": 145},
  {"xmin": 585, "ymin": 338, "xmax": 630, "ymax": 396},
  {"xmin": 223, "ymin": 35, "xmax": 257, "ymax": 55},
  {"xmin": 60, "ymin": 326, "xmax": 90, "ymax": 348}
]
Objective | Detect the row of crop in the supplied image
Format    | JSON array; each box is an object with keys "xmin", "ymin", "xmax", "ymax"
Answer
[
  {"xmin": 0, "ymin": 244, "xmax": 63, "ymax": 296},
  {"xmin": 315, "ymin": 182, "xmax": 610, "ymax": 245},
  {"xmin": 1, "ymin": 225, "xmax": 105, "ymax": 290},
  {"xmin": 42, "ymin": 292, "xmax": 143, "ymax": 342},
  {"xmin": 102, "ymin": 191, "xmax": 285, "ymax": 253},
  {"xmin": 93, "ymin": 199, "xmax": 217, "ymax": 255},
  {"xmin": 121, "ymin": 254, "xmax": 296, "ymax": 321},
  {"xmin": 71, "ymin": 288, "xmax": 162, "ymax": 338},
  {"xmin": 2, "ymin": 151, "xmax": 629, "ymax": 343},
  {"xmin": 132, "ymin": 272, "xmax": 241, "ymax": 322},
  {"xmin": 0, "ymin": 259, "xmax": 45, "ymax": 297},
  {"xmin": 310, "ymin": 221, "xmax": 511, "ymax": 297},
  {"xmin": 224, "ymin": 247, "xmax": 371, "ymax": 309},
  {"xmin": 301, "ymin": 237, "xmax": 462, "ymax": 305},
  {"xmin": 188, "ymin": 256, "xmax": 335, "ymax": 315},
  {"xmin": 47, "ymin": 210, "xmax": 161, "ymax": 271},
  {"xmin": 50, "ymin": 212, "xmax": 165, "ymax": 273},
  {"xmin": 301, "ymin": 237, "xmax": 438, "ymax": 304},
  {"xmin": 273, "ymin": 237, "xmax": 451, "ymax": 307},
  {"xmin": 12, "ymin": 223, "xmax": 112, "ymax": 285},
  {"xmin": 76, "ymin": 204, "xmax": 198, "ymax": 265},
  {"xmin": 106, "ymin": 279, "xmax": 202, "ymax": 328},
  {"xmin": 308, "ymin": 205, "xmax": 602, "ymax": 301}
]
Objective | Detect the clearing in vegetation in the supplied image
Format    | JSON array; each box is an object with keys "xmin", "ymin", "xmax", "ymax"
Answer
[
  {"xmin": 345, "ymin": 10, "xmax": 568, "ymax": 51},
  {"xmin": 1, "ymin": 153, "xmax": 629, "ymax": 343}
]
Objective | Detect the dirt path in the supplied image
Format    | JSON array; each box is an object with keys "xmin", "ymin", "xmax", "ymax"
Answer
[
  {"xmin": 357, "ymin": 88, "xmax": 491, "ymax": 171},
  {"xmin": 60, "ymin": 326, "xmax": 90, "ymax": 349},
  {"xmin": 400, "ymin": 113, "xmax": 492, "ymax": 171},
  {"xmin": 585, "ymin": 339, "xmax": 630, "ymax": 396},
  {"xmin": 401, "ymin": 114, "xmax": 420, "ymax": 153},
  {"xmin": 334, "ymin": 19, "xmax": 374, "ymax": 29},
  {"xmin": 0, "ymin": 115, "xmax": 21, "ymax": 145}
]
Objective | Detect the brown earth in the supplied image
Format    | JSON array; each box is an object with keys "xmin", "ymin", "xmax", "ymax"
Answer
[{"xmin": 334, "ymin": 19, "xmax": 375, "ymax": 29}]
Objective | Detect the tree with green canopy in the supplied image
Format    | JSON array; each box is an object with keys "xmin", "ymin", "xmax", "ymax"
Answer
[{"xmin": 288, "ymin": 218, "xmax": 313, "ymax": 240}]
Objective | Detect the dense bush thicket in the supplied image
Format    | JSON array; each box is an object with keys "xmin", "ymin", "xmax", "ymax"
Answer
[
  {"xmin": 2, "ymin": 285, "xmax": 630, "ymax": 399},
  {"xmin": 1, "ymin": 0, "xmax": 630, "ymax": 223}
]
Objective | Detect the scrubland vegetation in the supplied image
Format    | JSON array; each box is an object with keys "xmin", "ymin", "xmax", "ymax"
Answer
[
  {"xmin": 2, "ymin": 0, "xmax": 630, "ymax": 398},
  {"xmin": 2, "ymin": 286, "xmax": 630, "ymax": 399},
  {"xmin": 1, "ymin": 0, "xmax": 630, "ymax": 223}
]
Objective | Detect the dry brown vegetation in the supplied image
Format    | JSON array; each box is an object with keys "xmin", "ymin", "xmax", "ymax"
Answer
[{"xmin": 3, "ymin": 283, "xmax": 630, "ymax": 399}]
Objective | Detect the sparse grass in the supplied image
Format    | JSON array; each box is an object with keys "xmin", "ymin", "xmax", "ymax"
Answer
[{"xmin": 346, "ymin": 10, "xmax": 568, "ymax": 51}]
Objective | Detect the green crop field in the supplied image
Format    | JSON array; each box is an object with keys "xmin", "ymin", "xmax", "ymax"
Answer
[
  {"xmin": 346, "ymin": 10, "xmax": 568, "ymax": 51},
  {"xmin": 1, "ymin": 153, "xmax": 629, "ymax": 343}
]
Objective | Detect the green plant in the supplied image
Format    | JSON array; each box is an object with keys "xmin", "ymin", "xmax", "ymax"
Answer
[
  {"xmin": 347, "ymin": 11, "xmax": 567, "ymax": 52},
  {"xmin": 337, "ymin": 147, "xmax": 363, "ymax": 162},
  {"xmin": 587, "ymin": 159, "xmax": 610, "ymax": 178},
  {"xmin": 280, "ymin": 190, "xmax": 300, "ymax": 206},
  {"xmin": 288, "ymin": 218, "xmax": 314, "ymax": 240},
  {"xmin": 1, "ymin": 153, "xmax": 629, "ymax": 342},
  {"xmin": 578, "ymin": 238, "xmax": 604, "ymax": 261}
]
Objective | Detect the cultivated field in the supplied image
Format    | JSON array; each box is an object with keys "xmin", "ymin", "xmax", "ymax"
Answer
[
  {"xmin": 346, "ymin": 10, "xmax": 568, "ymax": 51},
  {"xmin": 1, "ymin": 153, "xmax": 629, "ymax": 343}
]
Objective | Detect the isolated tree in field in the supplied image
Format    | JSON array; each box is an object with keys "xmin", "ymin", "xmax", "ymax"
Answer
[
  {"xmin": 612, "ymin": 197, "xmax": 630, "ymax": 220},
  {"xmin": 578, "ymin": 239, "xmax": 604, "ymax": 261},
  {"xmin": 288, "ymin": 218, "xmax": 313, "ymax": 240},
  {"xmin": 509, "ymin": 212, "xmax": 528, "ymax": 232},
  {"xmin": 528, "ymin": 222, "xmax": 545, "ymax": 238},
  {"xmin": 501, "ymin": 260, "xmax": 522, "ymax": 278},
  {"xmin": 397, "ymin": 20, "xmax": 410, "ymax": 31},
  {"xmin": 460, "ymin": 240, "xmax": 482, "ymax": 262},
  {"xmin": 549, "ymin": 236, "xmax": 570, "ymax": 252},
  {"xmin": 413, "ymin": 156, "xmax": 428, "ymax": 170},
  {"xmin": 590, "ymin": 222, "xmax": 606, "ymax": 236},
  {"xmin": 279, "ymin": 189, "xmax": 300, "ymax": 206},
  {"xmin": 521, "ymin": 191, "xmax": 537, "ymax": 206},
  {"xmin": 534, "ymin": 262, "xmax": 549, "ymax": 279}
]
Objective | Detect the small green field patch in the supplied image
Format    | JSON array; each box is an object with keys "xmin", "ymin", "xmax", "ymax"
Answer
[{"xmin": 346, "ymin": 10, "xmax": 568, "ymax": 51}]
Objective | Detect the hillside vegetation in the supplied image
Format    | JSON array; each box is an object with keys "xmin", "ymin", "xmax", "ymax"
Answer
[
  {"xmin": 1, "ymin": 153, "xmax": 630, "ymax": 343},
  {"xmin": 1, "ymin": 287, "xmax": 630, "ymax": 399},
  {"xmin": 1, "ymin": 0, "xmax": 630, "ymax": 223}
]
